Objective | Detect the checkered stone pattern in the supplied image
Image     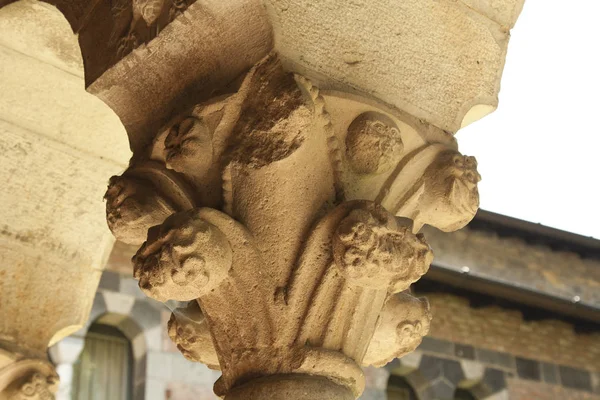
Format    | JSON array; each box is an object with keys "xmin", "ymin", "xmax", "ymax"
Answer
[
  {"xmin": 372, "ymin": 337, "xmax": 600, "ymax": 400},
  {"xmin": 69, "ymin": 272, "xmax": 163, "ymax": 400},
  {"xmin": 377, "ymin": 350, "xmax": 508, "ymax": 400}
]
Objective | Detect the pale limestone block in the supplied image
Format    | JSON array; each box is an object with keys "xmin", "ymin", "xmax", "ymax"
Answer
[
  {"xmin": 266, "ymin": 0, "xmax": 523, "ymax": 132},
  {"xmin": 96, "ymin": 313, "xmax": 129, "ymax": 327},
  {"xmin": 147, "ymin": 352, "xmax": 174, "ymax": 380},
  {"xmin": 144, "ymin": 326, "xmax": 164, "ymax": 352},
  {"xmin": 49, "ymin": 337, "xmax": 85, "ymax": 400},
  {"xmin": 459, "ymin": 0, "xmax": 525, "ymax": 28},
  {"xmin": 102, "ymin": 292, "xmax": 136, "ymax": 316},
  {"xmin": 145, "ymin": 378, "xmax": 167, "ymax": 400},
  {"xmin": 131, "ymin": 333, "xmax": 148, "ymax": 361},
  {"xmin": 460, "ymin": 359, "xmax": 486, "ymax": 382}
]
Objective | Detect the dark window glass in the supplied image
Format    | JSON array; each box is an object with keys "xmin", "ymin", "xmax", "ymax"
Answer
[{"xmin": 72, "ymin": 324, "xmax": 133, "ymax": 400}]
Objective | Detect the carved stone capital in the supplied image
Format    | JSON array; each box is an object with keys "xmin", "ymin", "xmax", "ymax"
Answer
[
  {"xmin": 102, "ymin": 54, "xmax": 485, "ymax": 398},
  {"xmin": 1, "ymin": 0, "xmax": 525, "ymax": 397}
]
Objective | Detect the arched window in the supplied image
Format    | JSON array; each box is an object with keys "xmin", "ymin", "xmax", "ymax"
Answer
[
  {"xmin": 72, "ymin": 324, "xmax": 134, "ymax": 400},
  {"xmin": 387, "ymin": 374, "xmax": 419, "ymax": 400},
  {"xmin": 455, "ymin": 388, "xmax": 477, "ymax": 400}
]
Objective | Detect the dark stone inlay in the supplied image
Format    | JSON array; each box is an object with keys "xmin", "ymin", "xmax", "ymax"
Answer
[
  {"xmin": 441, "ymin": 359, "xmax": 465, "ymax": 385},
  {"xmin": 386, "ymin": 357, "xmax": 402, "ymax": 371},
  {"xmin": 541, "ymin": 362, "xmax": 558, "ymax": 385},
  {"xmin": 98, "ymin": 270, "xmax": 120, "ymax": 292},
  {"xmin": 455, "ymin": 344, "xmax": 475, "ymax": 360},
  {"xmin": 130, "ymin": 299, "xmax": 162, "ymax": 330},
  {"xmin": 88, "ymin": 292, "xmax": 108, "ymax": 323},
  {"xmin": 420, "ymin": 378, "xmax": 456, "ymax": 400},
  {"xmin": 419, "ymin": 355, "xmax": 464, "ymax": 384},
  {"xmin": 483, "ymin": 368, "xmax": 506, "ymax": 393},
  {"xmin": 419, "ymin": 354, "xmax": 444, "ymax": 381},
  {"xmin": 418, "ymin": 337, "xmax": 455, "ymax": 356},
  {"xmin": 455, "ymin": 388, "xmax": 478, "ymax": 400},
  {"xmin": 388, "ymin": 375, "xmax": 419, "ymax": 400},
  {"xmin": 405, "ymin": 368, "xmax": 434, "ymax": 391},
  {"xmin": 468, "ymin": 368, "xmax": 506, "ymax": 399},
  {"xmin": 516, "ymin": 357, "xmax": 541, "ymax": 381},
  {"xmin": 475, "ymin": 348, "xmax": 514, "ymax": 370},
  {"xmin": 559, "ymin": 365, "xmax": 592, "ymax": 392},
  {"xmin": 133, "ymin": 381, "xmax": 146, "ymax": 400}
]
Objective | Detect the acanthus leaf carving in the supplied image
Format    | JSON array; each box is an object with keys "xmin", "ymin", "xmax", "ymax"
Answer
[{"xmin": 104, "ymin": 53, "xmax": 481, "ymax": 398}]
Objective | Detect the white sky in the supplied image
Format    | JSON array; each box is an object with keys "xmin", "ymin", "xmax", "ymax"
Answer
[{"xmin": 458, "ymin": 0, "xmax": 600, "ymax": 239}]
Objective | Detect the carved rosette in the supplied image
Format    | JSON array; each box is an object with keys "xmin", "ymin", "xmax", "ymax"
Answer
[
  {"xmin": 105, "ymin": 54, "xmax": 480, "ymax": 399},
  {"xmin": 332, "ymin": 206, "xmax": 432, "ymax": 291},
  {"xmin": 132, "ymin": 208, "xmax": 233, "ymax": 302},
  {"xmin": 0, "ymin": 355, "xmax": 59, "ymax": 400}
]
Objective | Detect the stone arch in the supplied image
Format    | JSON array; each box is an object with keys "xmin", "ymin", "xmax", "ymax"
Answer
[
  {"xmin": 387, "ymin": 374, "xmax": 420, "ymax": 399},
  {"xmin": 51, "ymin": 291, "xmax": 163, "ymax": 400},
  {"xmin": 384, "ymin": 351, "xmax": 509, "ymax": 400},
  {"xmin": 457, "ymin": 364, "xmax": 508, "ymax": 400},
  {"xmin": 82, "ymin": 291, "xmax": 163, "ymax": 399}
]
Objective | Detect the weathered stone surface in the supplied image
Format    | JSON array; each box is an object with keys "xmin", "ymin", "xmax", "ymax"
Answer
[
  {"xmin": 0, "ymin": 0, "xmax": 524, "ymax": 397},
  {"xmin": 423, "ymin": 225, "xmax": 600, "ymax": 307},
  {"xmin": 105, "ymin": 55, "xmax": 488, "ymax": 398},
  {"xmin": 89, "ymin": 0, "xmax": 274, "ymax": 154},
  {"xmin": 363, "ymin": 294, "xmax": 432, "ymax": 368},
  {"xmin": 0, "ymin": 0, "xmax": 200, "ymax": 86},
  {"xmin": 265, "ymin": 0, "xmax": 524, "ymax": 133},
  {"xmin": 0, "ymin": 1, "xmax": 129, "ymax": 396},
  {"xmin": 225, "ymin": 375, "xmax": 355, "ymax": 400}
]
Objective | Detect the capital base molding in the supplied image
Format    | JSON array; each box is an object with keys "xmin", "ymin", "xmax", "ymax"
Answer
[
  {"xmin": 0, "ymin": 348, "xmax": 58, "ymax": 400},
  {"xmin": 224, "ymin": 374, "xmax": 355, "ymax": 400},
  {"xmin": 105, "ymin": 55, "xmax": 485, "ymax": 398}
]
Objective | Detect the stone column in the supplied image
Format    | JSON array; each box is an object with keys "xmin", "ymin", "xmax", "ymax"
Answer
[
  {"xmin": 48, "ymin": 338, "xmax": 85, "ymax": 400},
  {"xmin": 1, "ymin": 0, "xmax": 523, "ymax": 398},
  {"xmin": 0, "ymin": 1, "xmax": 130, "ymax": 398}
]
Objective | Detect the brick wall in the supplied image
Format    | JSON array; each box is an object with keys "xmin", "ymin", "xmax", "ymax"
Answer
[
  {"xmin": 508, "ymin": 379, "xmax": 600, "ymax": 400},
  {"xmin": 424, "ymin": 226, "xmax": 600, "ymax": 308},
  {"xmin": 422, "ymin": 291, "xmax": 600, "ymax": 372}
]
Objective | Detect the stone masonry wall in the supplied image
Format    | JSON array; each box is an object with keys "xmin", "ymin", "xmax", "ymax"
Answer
[
  {"xmin": 507, "ymin": 379, "xmax": 600, "ymax": 400},
  {"xmin": 422, "ymin": 291, "xmax": 600, "ymax": 372},
  {"xmin": 102, "ymin": 238, "xmax": 600, "ymax": 399}
]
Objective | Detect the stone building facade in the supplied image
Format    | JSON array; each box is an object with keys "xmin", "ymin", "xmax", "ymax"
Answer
[{"xmin": 50, "ymin": 211, "xmax": 600, "ymax": 400}]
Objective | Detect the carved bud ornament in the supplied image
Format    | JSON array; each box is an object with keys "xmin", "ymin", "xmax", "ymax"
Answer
[{"xmin": 105, "ymin": 55, "xmax": 480, "ymax": 398}]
